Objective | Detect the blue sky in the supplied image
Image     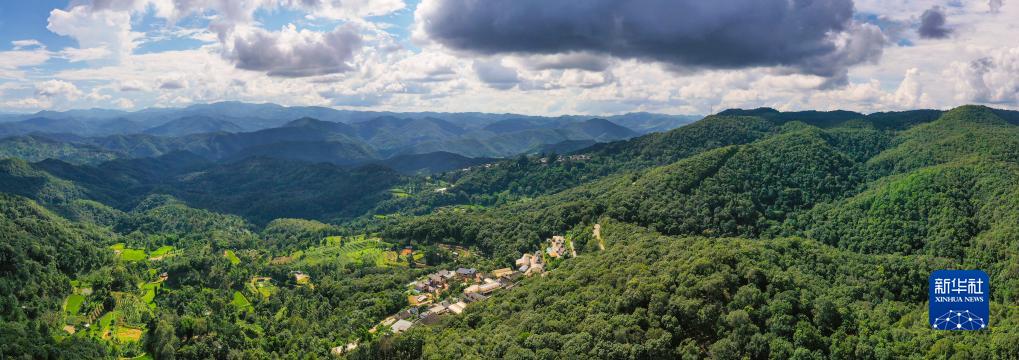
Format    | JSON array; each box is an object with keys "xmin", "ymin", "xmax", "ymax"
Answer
[{"xmin": 1, "ymin": 1, "xmax": 1017, "ymax": 115}]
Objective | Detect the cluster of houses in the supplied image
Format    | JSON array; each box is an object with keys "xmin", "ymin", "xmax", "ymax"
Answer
[
  {"xmin": 515, "ymin": 253, "xmax": 545, "ymax": 276},
  {"xmin": 547, "ymin": 235, "xmax": 568, "ymax": 258},
  {"xmin": 513, "ymin": 235, "xmax": 573, "ymax": 276},
  {"xmin": 337, "ymin": 235, "xmax": 576, "ymax": 356},
  {"xmin": 369, "ymin": 266, "xmax": 524, "ymax": 338},
  {"xmin": 539, "ymin": 154, "xmax": 593, "ymax": 164}
]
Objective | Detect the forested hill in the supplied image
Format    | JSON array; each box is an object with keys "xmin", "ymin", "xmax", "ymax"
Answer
[
  {"xmin": 357, "ymin": 105, "xmax": 1019, "ymax": 358},
  {"xmin": 3, "ymin": 105, "xmax": 1019, "ymax": 359}
]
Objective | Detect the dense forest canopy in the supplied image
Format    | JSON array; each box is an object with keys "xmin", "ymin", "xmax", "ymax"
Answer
[{"xmin": 2, "ymin": 105, "xmax": 1019, "ymax": 359}]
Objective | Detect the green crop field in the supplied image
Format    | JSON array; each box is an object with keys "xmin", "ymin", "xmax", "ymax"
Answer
[
  {"xmin": 299, "ymin": 235, "xmax": 389, "ymax": 266},
  {"xmin": 231, "ymin": 291, "xmax": 252, "ymax": 311},
  {"xmin": 94, "ymin": 311, "xmax": 119, "ymax": 338},
  {"xmin": 247, "ymin": 278, "xmax": 276, "ymax": 299},
  {"xmin": 224, "ymin": 250, "xmax": 241, "ymax": 265},
  {"xmin": 64, "ymin": 294, "xmax": 85, "ymax": 316},
  {"xmin": 389, "ymin": 188, "xmax": 411, "ymax": 198},
  {"xmin": 148, "ymin": 246, "xmax": 174, "ymax": 259},
  {"xmin": 115, "ymin": 326, "xmax": 144, "ymax": 342},
  {"xmin": 140, "ymin": 282, "xmax": 159, "ymax": 307},
  {"xmin": 119, "ymin": 248, "xmax": 147, "ymax": 262}
]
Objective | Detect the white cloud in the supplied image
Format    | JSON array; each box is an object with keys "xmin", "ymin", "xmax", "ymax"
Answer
[
  {"xmin": 11, "ymin": 40, "xmax": 45, "ymax": 50},
  {"xmin": 300, "ymin": 0, "xmax": 406, "ymax": 20},
  {"xmin": 36, "ymin": 79, "xmax": 83, "ymax": 100},
  {"xmin": 114, "ymin": 98, "xmax": 136, "ymax": 109},
  {"xmin": 223, "ymin": 24, "xmax": 362, "ymax": 77},
  {"xmin": 87, "ymin": 88, "xmax": 113, "ymax": 101},
  {"xmin": 5, "ymin": 0, "xmax": 1017, "ymax": 115},
  {"xmin": 119, "ymin": 80, "xmax": 147, "ymax": 92},
  {"xmin": 947, "ymin": 47, "xmax": 1019, "ymax": 105},
  {"xmin": 47, "ymin": 5, "xmax": 140, "ymax": 61},
  {"xmin": 883, "ymin": 68, "xmax": 933, "ymax": 109},
  {"xmin": 60, "ymin": 47, "xmax": 114, "ymax": 62},
  {"xmin": 158, "ymin": 74, "xmax": 188, "ymax": 89},
  {"xmin": 2, "ymin": 97, "xmax": 52, "ymax": 110},
  {"xmin": 0, "ymin": 49, "xmax": 51, "ymax": 79}
]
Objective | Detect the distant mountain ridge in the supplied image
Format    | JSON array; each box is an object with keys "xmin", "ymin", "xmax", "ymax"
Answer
[
  {"xmin": 0, "ymin": 101, "xmax": 698, "ymax": 136},
  {"xmin": 0, "ymin": 107, "xmax": 677, "ymax": 171},
  {"xmin": 0, "ymin": 102, "xmax": 702, "ymax": 175},
  {"xmin": 143, "ymin": 115, "xmax": 244, "ymax": 136}
]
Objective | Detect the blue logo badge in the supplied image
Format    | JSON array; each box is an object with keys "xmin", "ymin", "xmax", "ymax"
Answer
[{"xmin": 929, "ymin": 270, "xmax": 989, "ymax": 330}]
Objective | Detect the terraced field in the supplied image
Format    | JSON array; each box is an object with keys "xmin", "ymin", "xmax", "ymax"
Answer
[
  {"xmin": 389, "ymin": 188, "xmax": 411, "ymax": 198},
  {"xmin": 297, "ymin": 235, "xmax": 390, "ymax": 266}
]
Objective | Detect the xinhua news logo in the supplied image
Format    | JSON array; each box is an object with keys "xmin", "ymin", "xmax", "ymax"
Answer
[{"xmin": 929, "ymin": 270, "xmax": 990, "ymax": 331}]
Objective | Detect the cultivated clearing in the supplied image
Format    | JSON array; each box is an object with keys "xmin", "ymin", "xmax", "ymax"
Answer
[
  {"xmin": 111, "ymin": 243, "xmax": 147, "ymax": 262},
  {"xmin": 298, "ymin": 235, "xmax": 392, "ymax": 266},
  {"xmin": 64, "ymin": 294, "xmax": 85, "ymax": 316},
  {"xmin": 224, "ymin": 250, "xmax": 241, "ymax": 265},
  {"xmin": 231, "ymin": 291, "xmax": 253, "ymax": 311},
  {"xmin": 148, "ymin": 246, "xmax": 175, "ymax": 260}
]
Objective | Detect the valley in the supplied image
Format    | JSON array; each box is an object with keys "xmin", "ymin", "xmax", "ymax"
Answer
[{"xmin": 2, "ymin": 105, "xmax": 1019, "ymax": 359}]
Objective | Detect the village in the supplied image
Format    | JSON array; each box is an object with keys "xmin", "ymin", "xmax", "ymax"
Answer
[{"xmin": 332, "ymin": 232, "xmax": 581, "ymax": 356}]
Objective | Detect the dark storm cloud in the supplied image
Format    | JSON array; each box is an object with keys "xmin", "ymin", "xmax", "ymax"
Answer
[
  {"xmin": 227, "ymin": 26, "xmax": 362, "ymax": 78},
  {"xmin": 918, "ymin": 6, "xmax": 952, "ymax": 39},
  {"xmin": 856, "ymin": 13, "xmax": 912, "ymax": 46},
  {"xmin": 473, "ymin": 61, "xmax": 520, "ymax": 90},
  {"xmin": 525, "ymin": 53, "xmax": 612, "ymax": 72},
  {"xmin": 417, "ymin": 0, "xmax": 886, "ymax": 80}
]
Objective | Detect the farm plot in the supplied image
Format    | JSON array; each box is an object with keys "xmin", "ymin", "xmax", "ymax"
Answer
[
  {"xmin": 299, "ymin": 235, "xmax": 390, "ymax": 266},
  {"xmin": 140, "ymin": 282, "xmax": 161, "ymax": 308},
  {"xmin": 223, "ymin": 250, "xmax": 241, "ymax": 265},
  {"xmin": 148, "ymin": 246, "xmax": 175, "ymax": 260},
  {"xmin": 65, "ymin": 294, "xmax": 85, "ymax": 316},
  {"xmin": 247, "ymin": 277, "xmax": 276, "ymax": 299},
  {"xmin": 110, "ymin": 243, "xmax": 147, "ymax": 262},
  {"xmin": 389, "ymin": 188, "xmax": 411, "ymax": 198},
  {"xmin": 231, "ymin": 291, "xmax": 253, "ymax": 312}
]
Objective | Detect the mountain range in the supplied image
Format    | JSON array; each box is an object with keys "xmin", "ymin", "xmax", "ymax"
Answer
[
  {"xmin": 4, "ymin": 104, "xmax": 1019, "ymax": 358},
  {"xmin": 0, "ymin": 102, "xmax": 698, "ymax": 173}
]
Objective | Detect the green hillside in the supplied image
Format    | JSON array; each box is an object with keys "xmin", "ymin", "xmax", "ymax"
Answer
[{"xmin": 4, "ymin": 105, "xmax": 1019, "ymax": 359}]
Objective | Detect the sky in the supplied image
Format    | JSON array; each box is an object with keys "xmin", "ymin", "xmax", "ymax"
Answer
[{"xmin": 0, "ymin": 0, "xmax": 1017, "ymax": 115}]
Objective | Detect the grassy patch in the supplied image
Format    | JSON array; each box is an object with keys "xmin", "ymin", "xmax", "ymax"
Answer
[
  {"xmin": 140, "ymin": 282, "xmax": 160, "ymax": 308},
  {"xmin": 376, "ymin": 248, "xmax": 424, "ymax": 267},
  {"xmin": 224, "ymin": 250, "xmax": 241, "ymax": 265},
  {"xmin": 300, "ymin": 235, "xmax": 390, "ymax": 266},
  {"xmin": 65, "ymin": 294, "xmax": 85, "ymax": 316},
  {"xmin": 118, "ymin": 248, "xmax": 147, "ymax": 262},
  {"xmin": 148, "ymin": 246, "xmax": 174, "ymax": 259},
  {"xmin": 231, "ymin": 291, "xmax": 252, "ymax": 311},
  {"xmin": 248, "ymin": 277, "xmax": 276, "ymax": 299},
  {"xmin": 115, "ymin": 326, "xmax": 144, "ymax": 342},
  {"xmin": 94, "ymin": 311, "xmax": 120, "ymax": 339},
  {"xmin": 389, "ymin": 188, "xmax": 411, "ymax": 198}
]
